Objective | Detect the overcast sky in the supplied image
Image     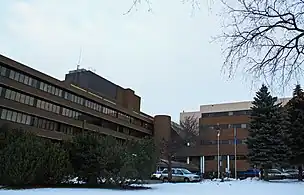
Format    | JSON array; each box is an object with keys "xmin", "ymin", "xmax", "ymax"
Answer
[{"xmin": 0, "ymin": 0, "xmax": 294, "ymax": 122}]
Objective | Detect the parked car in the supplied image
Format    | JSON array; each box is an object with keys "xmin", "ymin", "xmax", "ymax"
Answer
[
  {"xmin": 160, "ymin": 168, "xmax": 201, "ymax": 182},
  {"xmin": 266, "ymin": 169, "xmax": 291, "ymax": 180},
  {"xmin": 239, "ymin": 169, "xmax": 260, "ymax": 179},
  {"xmin": 151, "ymin": 171, "xmax": 162, "ymax": 180},
  {"xmin": 282, "ymin": 169, "xmax": 298, "ymax": 179}
]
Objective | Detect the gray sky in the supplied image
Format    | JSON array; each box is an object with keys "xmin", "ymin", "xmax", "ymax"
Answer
[{"xmin": 0, "ymin": 0, "xmax": 294, "ymax": 122}]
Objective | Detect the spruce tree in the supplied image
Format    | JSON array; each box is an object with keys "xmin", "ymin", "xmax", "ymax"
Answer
[
  {"xmin": 247, "ymin": 84, "xmax": 290, "ymax": 178},
  {"xmin": 286, "ymin": 84, "xmax": 304, "ymax": 181}
]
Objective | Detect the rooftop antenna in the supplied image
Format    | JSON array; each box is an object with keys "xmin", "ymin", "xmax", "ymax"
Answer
[
  {"xmin": 75, "ymin": 47, "xmax": 82, "ymax": 86},
  {"xmin": 76, "ymin": 47, "xmax": 82, "ymax": 70}
]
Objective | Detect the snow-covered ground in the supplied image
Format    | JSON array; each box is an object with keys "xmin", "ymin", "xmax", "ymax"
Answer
[{"xmin": 0, "ymin": 179, "xmax": 303, "ymax": 195}]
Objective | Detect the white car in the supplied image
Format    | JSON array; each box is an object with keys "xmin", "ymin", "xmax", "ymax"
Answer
[
  {"xmin": 160, "ymin": 168, "xmax": 200, "ymax": 182},
  {"xmin": 151, "ymin": 171, "xmax": 162, "ymax": 180},
  {"xmin": 267, "ymin": 169, "xmax": 291, "ymax": 180}
]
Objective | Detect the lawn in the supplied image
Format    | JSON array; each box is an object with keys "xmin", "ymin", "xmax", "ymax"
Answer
[{"xmin": 1, "ymin": 179, "xmax": 303, "ymax": 195}]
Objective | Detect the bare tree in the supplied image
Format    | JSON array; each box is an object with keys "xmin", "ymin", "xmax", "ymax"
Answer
[
  {"xmin": 160, "ymin": 115, "xmax": 198, "ymax": 182},
  {"xmin": 219, "ymin": 0, "xmax": 304, "ymax": 86},
  {"xmin": 180, "ymin": 115, "xmax": 199, "ymax": 145}
]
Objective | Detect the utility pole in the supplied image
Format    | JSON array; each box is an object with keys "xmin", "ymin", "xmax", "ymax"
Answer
[
  {"xmin": 234, "ymin": 127, "xmax": 237, "ymax": 179},
  {"xmin": 216, "ymin": 123, "xmax": 221, "ymax": 179}
]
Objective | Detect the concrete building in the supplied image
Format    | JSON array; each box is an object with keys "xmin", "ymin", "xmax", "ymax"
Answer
[
  {"xmin": 0, "ymin": 54, "xmax": 182, "ymax": 147},
  {"xmin": 179, "ymin": 98, "xmax": 291, "ymax": 175}
]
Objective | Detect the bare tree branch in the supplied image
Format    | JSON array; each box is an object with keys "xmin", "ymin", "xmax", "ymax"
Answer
[
  {"xmin": 125, "ymin": 0, "xmax": 203, "ymax": 15},
  {"xmin": 218, "ymin": 0, "xmax": 304, "ymax": 87},
  {"xmin": 124, "ymin": 0, "xmax": 152, "ymax": 15},
  {"xmin": 180, "ymin": 115, "xmax": 199, "ymax": 142}
]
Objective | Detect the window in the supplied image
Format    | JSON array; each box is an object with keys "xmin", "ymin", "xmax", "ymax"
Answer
[
  {"xmin": 221, "ymin": 140, "xmax": 230, "ymax": 144},
  {"xmin": 236, "ymin": 155, "xmax": 247, "ymax": 160},
  {"xmin": 21, "ymin": 114, "xmax": 27, "ymax": 124},
  {"xmin": 228, "ymin": 112, "xmax": 233, "ymax": 116},
  {"xmin": 36, "ymin": 99, "xmax": 41, "ymax": 108},
  {"xmin": 25, "ymin": 95, "xmax": 30, "ymax": 105},
  {"xmin": 4, "ymin": 89, "xmax": 10, "ymax": 99},
  {"xmin": 20, "ymin": 94, "xmax": 25, "ymax": 104},
  {"xmin": 162, "ymin": 170, "xmax": 168, "ymax": 174},
  {"xmin": 11, "ymin": 111, "xmax": 17, "ymax": 122},
  {"xmin": 19, "ymin": 74, "xmax": 25, "ymax": 83},
  {"xmin": 1, "ymin": 109, "xmax": 7, "ymax": 119},
  {"xmin": 0, "ymin": 86, "xmax": 2, "ymax": 96},
  {"xmin": 10, "ymin": 91, "xmax": 17, "ymax": 100},
  {"xmin": 9, "ymin": 70, "xmax": 15, "ymax": 79},
  {"xmin": 15, "ymin": 92, "xmax": 21, "ymax": 102},
  {"xmin": 0, "ymin": 65, "xmax": 6, "ymax": 76},
  {"xmin": 205, "ymin": 156, "xmax": 216, "ymax": 161},
  {"xmin": 24, "ymin": 75, "xmax": 29, "ymax": 85},
  {"xmin": 14, "ymin": 72, "xmax": 20, "ymax": 81},
  {"xmin": 241, "ymin": 124, "xmax": 247, "ymax": 128},
  {"xmin": 16, "ymin": 113, "xmax": 22, "ymax": 123},
  {"xmin": 6, "ymin": 110, "xmax": 12, "ymax": 120},
  {"xmin": 29, "ymin": 97, "xmax": 34, "ymax": 106},
  {"xmin": 41, "ymin": 101, "xmax": 45, "ymax": 109}
]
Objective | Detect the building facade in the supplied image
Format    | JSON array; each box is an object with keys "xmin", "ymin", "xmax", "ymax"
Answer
[
  {"xmin": 0, "ymin": 54, "xmax": 176, "ymax": 142},
  {"xmin": 179, "ymin": 99, "xmax": 290, "ymax": 174}
]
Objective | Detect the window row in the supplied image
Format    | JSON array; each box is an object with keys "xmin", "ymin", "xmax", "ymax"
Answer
[
  {"xmin": 204, "ymin": 155, "xmax": 247, "ymax": 161},
  {"xmin": 201, "ymin": 123, "xmax": 248, "ymax": 130},
  {"xmin": 1, "ymin": 108, "xmax": 31, "ymax": 125},
  {"xmin": 201, "ymin": 139, "xmax": 247, "ymax": 145},
  {"xmin": 37, "ymin": 99, "xmax": 60, "ymax": 114},
  {"xmin": 40, "ymin": 81, "xmax": 62, "ymax": 97},
  {"xmin": 5, "ymin": 88, "xmax": 35, "ymax": 106},
  {"xmin": 3, "ymin": 64, "xmax": 152, "ymax": 130},
  {"xmin": 9, "ymin": 69, "xmax": 38, "ymax": 88},
  {"xmin": 33, "ymin": 117, "xmax": 59, "ymax": 131},
  {"xmin": 0, "ymin": 107, "xmax": 83, "ymax": 136},
  {"xmin": 62, "ymin": 107, "xmax": 82, "ymax": 119},
  {"xmin": 202, "ymin": 110, "xmax": 251, "ymax": 118},
  {"xmin": 64, "ymin": 91, "xmax": 83, "ymax": 104}
]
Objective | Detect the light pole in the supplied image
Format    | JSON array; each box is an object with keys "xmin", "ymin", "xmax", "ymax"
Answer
[{"xmin": 216, "ymin": 124, "xmax": 221, "ymax": 179}]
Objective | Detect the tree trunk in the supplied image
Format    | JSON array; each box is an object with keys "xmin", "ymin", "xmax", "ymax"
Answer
[
  {"xmin": 88, "ymin": 175, "xmax": 98, "ymax": 185},
  {"xmin": 168, "ymin": 156, "xmax": 172, "ymax": 182},
  {"xmin": 260, "ymin": 168, "xmax": 264, "ymax": 180},
  {"xmin": 298, "ymin": 165, "xmax": 303, "ymax": 181},
  {"xmin": 264, "ymin": 169, "xmax": 269, "ymax": 181}
]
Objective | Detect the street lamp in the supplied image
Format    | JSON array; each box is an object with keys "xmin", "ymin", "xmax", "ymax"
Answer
[{"xmin": 216, "ymin": 123, "xmax": 221, "ymax": 179}]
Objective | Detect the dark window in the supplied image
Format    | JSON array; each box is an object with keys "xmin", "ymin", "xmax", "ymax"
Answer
[
  {"xmin": 221, "ymin": 140, "xmax": 230, "ymax": 144},
  {"xmin": 205, "ymin": 156, "xmax": 216, "ymax": 161},
  {"xmin": 0, "ymin": 66, "xmax": 6, "ymax": 76},
  {"xmin": 162, "ymin": 170, "xmax": 168, "ymax": 174},
  {"xmin": 9, "ymin": 70, "xmax": 15, "ymax": 79}
]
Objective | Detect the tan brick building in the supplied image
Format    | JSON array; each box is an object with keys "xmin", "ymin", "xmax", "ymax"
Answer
[
  {"xmin": 0, "ymin": 54, "xmax": 178, "ymax": 144},
  {"xmin": 179, "ymin": 99, "xmax": 290, "ymax": 175}
]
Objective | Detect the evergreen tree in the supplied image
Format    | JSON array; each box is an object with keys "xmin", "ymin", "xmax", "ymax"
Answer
[
  {"xmin": 247, "ymin": 84, "xmax": 290, "ymax": 179},
  {"xmin": 69, "ymin": 133, "xmax": 103, "ymax": 184},
  {"xmin": 0, "ymin": 131, "xmax": 70, "ymax": 186},
  {"xmin": 286, "ymin": 84, "xmax": 304, "ymax": 181}
]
